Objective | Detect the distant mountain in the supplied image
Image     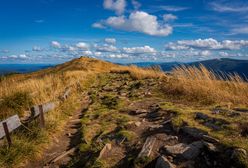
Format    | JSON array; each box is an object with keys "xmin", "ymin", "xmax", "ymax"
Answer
[
  {"xmin": 132, "ymin": 58, "xmax": 248, "ymax": 78},
  {"xmin": 0, "ymin": 64, "xmax": 53, "ymax": 75},
  {"xmin": 188, "ymin": 58, "xmax": 248, "ymax": 78}
]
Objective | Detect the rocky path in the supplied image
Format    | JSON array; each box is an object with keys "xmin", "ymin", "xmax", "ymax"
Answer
[
  {"xmin": 25, "ymin": 94, "xmax": 91, "ymax": 168},
  {"xmin": 26, "ymin": 72, "xmax": 247, "ymax": 168}
]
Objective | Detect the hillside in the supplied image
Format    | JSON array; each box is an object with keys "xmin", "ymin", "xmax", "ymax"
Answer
[{"xmin": 0, "ymin": 57, "xmax": 248, "ymax": 168}]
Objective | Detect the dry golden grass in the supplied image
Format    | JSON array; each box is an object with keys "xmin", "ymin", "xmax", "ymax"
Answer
[
  {"xmin": 110, "ymin": 65, "xmax": 165, "ymax": 80},
  {"xmin": 162, "ymin": 65, "xmax": 248, "ymax": 106},
  {"xmin": 0, "ymin": 57, "xmax": 117, "ymax": 119}
]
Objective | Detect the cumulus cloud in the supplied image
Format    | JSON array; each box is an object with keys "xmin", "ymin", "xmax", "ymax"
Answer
[
  {"xmin": 163, "ymin": 14, "xmax": 177, "ymax": 22},
  {"xmin": 165, "ymin": 38, "xmax": 248, "ymax": 50},
  {"xmin": 94, "ymin": 52, "xmax": 102, "ymax": 57},
  {"xmin": 108, "ymin": 53, "xmax": 129, "ymax": 58},
  {"xmin": 82, "ymin": 50, "xmax": 93, "ymax": 56},
  {"xmin": 76, "ymin": 42, "xmax": 89, "ymax": 50},
  {"xmin": 105, "ymin": 38, "xmax": 116, "ymax": 44},
  {"xmin": 103, "ymin": 0, "xmax": 126, "ymax": 15},
  {"xmin": 96, "ymin": 11, "xmax": 172, "ymax": 36},
  {"xmin": 51, "ymin": 41, "xmax": 61, "ymax": 48},
  {"xmin": 95, "ymin": 44, "xmax": 118, "ymax": 52},
  {"xmin": 32, "ymin": 46, "xmax": 43, "ymax": 51},
  {"xmin": 200, "ymin": 50, "xmax": 211, "ymax": 57},
  {"xmin": 122, "ymin": 45, "xmax": 157, "ymax": 54}
]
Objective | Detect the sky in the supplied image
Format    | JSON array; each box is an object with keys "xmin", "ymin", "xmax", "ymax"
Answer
[{"xmin": 0, "ymin": 0, "xmax": 248, "ymax": 64}]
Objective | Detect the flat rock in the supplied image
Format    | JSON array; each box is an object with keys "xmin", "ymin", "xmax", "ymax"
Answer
[
  {"xmin": 163, "ymin": 141, "xmax": 204, "ymax": 160},
  {"xmin": 156, "ymin": 156, "xmax": 176, "ymax": 168},
  {"xmin": 138, "ymin": 136, "xmax": 157, "ymax": 158}
]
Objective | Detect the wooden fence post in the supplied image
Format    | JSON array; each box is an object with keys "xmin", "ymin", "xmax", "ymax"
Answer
[
  {"xmin": 2, "ymin": 122, "xmax": 12, "ymax": 147},
  {"xmin": 39, "ymin": 105, "xmax": 45, "ymax": 128}
]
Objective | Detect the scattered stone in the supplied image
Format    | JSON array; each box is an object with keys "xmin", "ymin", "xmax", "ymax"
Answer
[
  {"xmin": 98, "ymin": 143, "xmax": 112, "ymax": 160},
  {"xmin": 202, "ymin": 135, "xmax": 219, "ymax": 143},
  {"xmin": 203, "ymin": 142, "xmax": 218, "ymax": 153},
  {"xmin": 204, "ymin": 122, "xmax": 221, "ymax": 130},
  {"xmin": 181, "ymin": 126, "xmax": 208, "ymax": 139},
  {"xmin": 135, "ymin": 121, "xmax": 142, "ymax": 127},
  {"xmin": 163, "ymin": 141, "xmax": 204, "ymax": 160},
  {"xmin": 148, "ymin": 125, "xmax": 164, "ymax": 131},
  {"xmin": 138, "ymin": 136, "xmax": 157, "ymax": 158},
  {"xmin": 155, "ymin": 156, "xmax": 176, "ymax": 168}
]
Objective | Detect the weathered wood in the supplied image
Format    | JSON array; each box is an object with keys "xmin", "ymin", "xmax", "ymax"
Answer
[
  {"xmin": 3, "ymin": 122, "xmax": 12, "ymax": 146},
  {"xmin": 0, "ymin": 115, "xmax": 21, "ymax": 139},
  {"xmin": 50, "ymin": 147, "xmax": 77, "ymax": 163},
  {"xmin": 30, "ymin": 102, "xmax": 57, "ymax": 118},
  {"xmin": 39, "ymin": 105, "xmax": 45, "ymax": 128},
  {"xmin": 138, "ymin": 136, "xmax": 157, "ymax": 158}
]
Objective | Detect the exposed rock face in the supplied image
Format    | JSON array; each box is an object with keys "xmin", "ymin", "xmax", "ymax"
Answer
[
  {"xmin": 155, "ymin": 156, "xmax": 176, "ymax": 168},
  {"xmin": 163, "ymin": 141, "xmax": 204, "ymax": 160}
]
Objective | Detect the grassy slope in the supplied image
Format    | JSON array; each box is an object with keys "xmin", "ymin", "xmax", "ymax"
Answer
[{"xmin": 0, "ymin": 57, "xmax": 248, "ymax": 167}]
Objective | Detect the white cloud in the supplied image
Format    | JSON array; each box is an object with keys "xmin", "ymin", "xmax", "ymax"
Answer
[
  {"xmin": 103, "ymin": 0, "xmax": 126, "ymax": 15},
  {"xmin": 95, "ymin": 44, "xmax": 118, "ymax": 52},
  {"xmin": 123, "ymin": 45, "xmax": 157, "ymax": 54},
  {"xmin": 100, "ymin": 11, "xmax": 172, "ymax": 36},
  {"xmin": 105, "ymin": 38, "xmax": 116, "ymax": 44},
  {"xmin": 132, "ymin": 0, "xmax": 141, "ymax": 10},
  {"xmin": 76, "ymin": 42, "xmax": 89, "ymax": 50},
  {"xmin": 200, "ymin": 50, "xmax": 211, "ymax": 57},
  {"xmin": 94, "ymin": 52, "xmax": 102, "ymax": 57},
  {"xmin": 92, "ymin": 22, "xmax": 105, "ymax": 29},
  {"xmin": 82, "ymin": 50, "xmax": 93, "ymax": 56},
  {"xmin": 51, "ymin": 41, "xmax": 61, "ymax": 48},
  {"xmin": 155, "ymin": 5, "xmax": 189, "ymax": 12},
  {"xmin": 231, "ymin": 27, "xmax": 248, "ymax": 35},
  {"xmin": 108, "ymin": 53, "xmax": 129, "ymax": 58},
  {"xmin": 219, "ymin": 51, "xmax": 229, "ymax": 57},
  {"xmin": 19, "ymin": 54, "xmax": 28, "ymax": 59},
  {"xmin": 210, "ymin": 2, "xmax": 248, "ymax": 13},
  {"xmin": 32, "ymin": 46, "xmax": 42, "ymax": 51},
  {"xmin": 163, "ymin": 14, "xmax": 177, "ymax": 22},
  {"xmin": 165, "ymin": 38, "xmax": 248, "ymax": 50}
]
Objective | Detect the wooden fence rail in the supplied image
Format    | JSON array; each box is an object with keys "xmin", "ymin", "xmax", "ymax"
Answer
[{"xmin": 0, "ymin": 87, "xmax": 72, "ymax": 146}]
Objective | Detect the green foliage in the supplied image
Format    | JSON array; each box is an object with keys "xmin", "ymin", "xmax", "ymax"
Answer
[{"xmin": 117, "ymin": 130, "xmax": 137, "ymax": 141}]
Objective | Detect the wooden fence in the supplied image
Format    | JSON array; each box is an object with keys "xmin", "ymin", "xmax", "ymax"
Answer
[{"xmin": 0, "ymin": 87, "xmax": 71, "ymax": 146}]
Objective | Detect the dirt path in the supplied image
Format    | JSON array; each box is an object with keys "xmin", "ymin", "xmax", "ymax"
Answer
[{"xmin": 25, "ymin": 95, "xmax": 91, "ymax": 168}]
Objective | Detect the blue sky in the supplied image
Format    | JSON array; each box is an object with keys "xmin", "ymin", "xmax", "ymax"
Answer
[{"xmin": 0, "ymin": 0, "xmax": 248, "ymax": 64}]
